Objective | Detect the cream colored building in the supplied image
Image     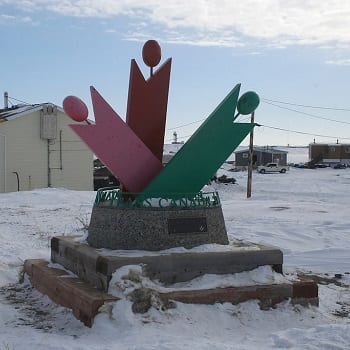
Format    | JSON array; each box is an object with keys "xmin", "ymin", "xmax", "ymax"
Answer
[{"xmin": 0, "ymin": 102, "xmax": 93, "ymax": 192}]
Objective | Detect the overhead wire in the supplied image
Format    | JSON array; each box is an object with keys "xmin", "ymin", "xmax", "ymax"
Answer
[
  {"xmin": 262, "ymin": 98, "xmax": 350, "ymax": 112},
  {"xmin": 258, "ymin": 98, "xmax": 350, "ymax": 142},
  {"xmin": 8, "ymin": 96, "xmax": 31, "ymax": 105},
  {"xmin": 7, "ymin": 94, "xmax": 350, "ymax": 143},
  {"xmin": 262, "ymin": 100, "xmax": 350, "ymax": 125},
  {"xmin": 165, "ymin": 133, "xmax": 192, "ymax": 143},
  {"xmin": 256, "ymin": 123, "xmax": 350, "ymax": 141},
  {"xmin": 166, "ymin": 97, "xmax": 350, "ymax": 136},
  {"xmin": 167, "ymin": 118, "xmax": 205, "ymax": 130}
]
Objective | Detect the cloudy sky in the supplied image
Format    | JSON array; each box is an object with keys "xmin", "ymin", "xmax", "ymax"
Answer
[{"xmin": 1, "ymin": 0, "xmax": 350, "ymax": 146}]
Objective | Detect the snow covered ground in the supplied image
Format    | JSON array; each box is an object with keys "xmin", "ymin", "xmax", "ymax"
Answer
[{"xmin": 1, "ymin": 148, "xmax": 350, "ymax": 349}]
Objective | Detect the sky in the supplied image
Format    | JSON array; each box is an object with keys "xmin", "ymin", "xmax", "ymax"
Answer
[{"xmin": 1, "ymin": 0, "xmax": 350, "ymax": 146}]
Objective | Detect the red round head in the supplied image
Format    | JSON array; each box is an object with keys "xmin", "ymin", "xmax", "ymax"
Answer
[
  {"xmin": 63, "ymin": 95, "xmax": 88, "ymax": 122},
  {"xmin": 142, "ymin": 40, "xmax": 161, "ymax": 68}
]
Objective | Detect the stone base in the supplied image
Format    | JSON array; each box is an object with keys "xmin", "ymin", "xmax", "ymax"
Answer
[
  {"xmin": 87, "ymin": 204, "xmax": 228, "ymax": 251},
  {"xmin": 51, "ymin": 236, "xmax": 283, "ymax": 292},
  {"xmin": 22, "ymin": 236, "xmax": 318, "ymax": 326}
]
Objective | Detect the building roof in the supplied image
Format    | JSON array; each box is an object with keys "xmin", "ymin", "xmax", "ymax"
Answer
[
  {"xmin": 0, "ymin": 103, "xmax": 65, "ymax": 123},
  {"xmin": 309, "ymin": 143, "xmax": 350, "ymax": 147},
  {"xmin": 0, "ymin": 103, "xmax": 96, "ymax": 125},
  {"xmin": 163, "ymin": 142, "xmax": 184, "ymax": 155},
  {"xmin": 235, "ymin": 146, "xmax": 288, "ymax": 154}
]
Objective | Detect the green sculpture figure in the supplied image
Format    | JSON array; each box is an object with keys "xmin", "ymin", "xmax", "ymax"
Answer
[{"xmin": 140, "ymin": 85, "xmax": 259, "ymax": 199}]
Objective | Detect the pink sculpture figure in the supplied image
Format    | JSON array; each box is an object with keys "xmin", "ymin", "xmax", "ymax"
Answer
[
  {"xmin": 68, "ymin": 87, "xmax": 163, "ymax": 193},
  {"xmin": 126, "ymin": 40, "xmax": 171, "ymax": 161}
]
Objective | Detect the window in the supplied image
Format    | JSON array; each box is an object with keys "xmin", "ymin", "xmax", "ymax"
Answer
[
  {"xmin": 242, "ymin": 153, "xmax": 248, "ymax": 158},
  {"xmin": 345, "ymin": 147, "xmax": 350, "ymax": 154},
  {"xmin": 330, "ymin": 147, "xmax": 336, "ymax": 153}
]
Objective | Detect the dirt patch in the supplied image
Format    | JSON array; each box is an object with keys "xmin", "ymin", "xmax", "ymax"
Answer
[
  {"xmin": 333, "ymin": 301, "xmax": 350, "ymax": 318},
  {"xmin": 0, "ymin": 282, "xmax": 81, "ymax": 333},
  {"xmin": 269, "ymin": 206, "xmax": 291, "ymax": 211},
  {"xmin": 0, "ymin": 283, "xmax": 57, "ymax": 331},
  {"xmin": 297, "ymin": 272, "xmax": 350, "ymax": 319},
  {"xmin": 297, "ymin": 272, "xmax": 348, "ymax": 287}
]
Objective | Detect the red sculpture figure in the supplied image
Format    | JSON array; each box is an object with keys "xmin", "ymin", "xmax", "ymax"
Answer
[{"xmin": 126, "ymin": 40, "xmax": 171, "ymax": 161}]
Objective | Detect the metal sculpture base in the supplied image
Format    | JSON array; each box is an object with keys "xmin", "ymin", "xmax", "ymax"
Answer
[{"xmin": 87, "ymin": 204, "xmax": 229, "ymax": 251}]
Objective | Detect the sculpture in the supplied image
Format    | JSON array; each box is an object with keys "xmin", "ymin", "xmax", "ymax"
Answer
[
  {"xmin": 63, "ymin": 40, "xmax": 259, "ymax": 199},
  {"xmin": 62, "ymin": 39, "xmax": 260, "ymax": 250}
]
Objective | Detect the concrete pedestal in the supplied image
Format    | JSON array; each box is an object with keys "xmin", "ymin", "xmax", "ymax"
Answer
[
  {"xmin": 87, "ymin": 204, "xmax": 229, "ymax": 251},
  {"xmin": 51, "ymin": 236, "xmax": 283, "ymax": 292}
]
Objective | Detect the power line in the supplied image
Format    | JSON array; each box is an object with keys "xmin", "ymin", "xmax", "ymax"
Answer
[
  {"xmin": 167, "ymin": 123, "xmax": 350, "ymax": 144},
  {"xmin": 165, "ymin": 133, "xmax": 192, "ymax": 142},
  {"xmin": 167, "ymin": 118, "xmax": 205, "ymax": 130},
  {"xmin": 262, "ymin": 100, "xmax": 350, "ymax": 125},
  {"xmin": 9, "ymin": 92, "xmax": 344, "ymax": 143},
  {"xmin": 262, "ymin": 98, "xmax": 350, "ymax": 112},
  {"xmin": 168, "ymin": 113, "xmax": 253, "ymax": 132},
  {"xmin": 8, "ymin": 96, "xmax": 31, "ymax": 105},
  {"xmin": 167, "ymin": 98, "xmax": 350, "ymax": 134},
  {"xmin": 166, "ymin": 118, "xmax": 350, "ymax": 144},
  {"xmin": 256, "ymin": 123, "xmax": 350, "ymax": 141}
]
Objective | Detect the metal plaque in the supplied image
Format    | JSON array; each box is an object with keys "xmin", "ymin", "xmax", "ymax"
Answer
[{"xmin": 168, "ymin": 217, "xmax": 207, "ymax": 234}]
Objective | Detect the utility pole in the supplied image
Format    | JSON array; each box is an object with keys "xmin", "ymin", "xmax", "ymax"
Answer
[{"xmin": 247, "ymin": 112, "xmax": 255, "ymax": 198}]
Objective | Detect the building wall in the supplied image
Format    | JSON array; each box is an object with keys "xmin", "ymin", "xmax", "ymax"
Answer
[
  {"xmin": 340, "ymin": 145, "xmax": 350, "ymax": 159},
  {"xmin": 309, "ymin": 144, "xmax": 350, "ymax": 163},
  {"xmin": 270, "ymin": 152, "xmax": 287, "ymax": 165},
  {"xmin": 0, "ymin": 109, "xmax": 93, "ymax": 192},
  {"xmin": 235, "ymin": 151, "xmax": 287, "ymax": 167},
  {"xmin": 309, "ymin": 144, "xmax": 328, "ymax": 162}
]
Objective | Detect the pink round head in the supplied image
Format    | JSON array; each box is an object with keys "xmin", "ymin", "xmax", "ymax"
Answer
[
  {"xmin": 142, "ymin": 40, "xmax": 161, "ymax": 68},
  {"xmin": 63, "ymin": 95, "xmax": 88, "ymax": 122}
]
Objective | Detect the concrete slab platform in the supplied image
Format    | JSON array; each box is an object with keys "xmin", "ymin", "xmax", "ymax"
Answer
[
  {"xmin": 51, "ymin": 236, "xmax": 283, "ymax": 292},
  {"xmin": 24, "ymin": 259, "xmax": 118, "ymax": 327}
]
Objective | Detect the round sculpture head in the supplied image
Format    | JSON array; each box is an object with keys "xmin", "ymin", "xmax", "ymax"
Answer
[
  {"xmin": 63, "ymin": 95, "xmax": 89, "ymax": 122},
  {"xmin": 142, "ymin": 40, "xmax": 161, "ymax": 68},
  {"xmin": 237, "ymin": 91, "xmax": 260, "ymax": 115}
]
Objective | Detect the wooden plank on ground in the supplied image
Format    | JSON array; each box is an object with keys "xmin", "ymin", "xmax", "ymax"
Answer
[
  {"xmin": 159, "ymin": 280, "xmax": 318, "ymax": 308},
  {"xmin": 24, "ymin": 259, "xmax": 118, "ymax": 327}
]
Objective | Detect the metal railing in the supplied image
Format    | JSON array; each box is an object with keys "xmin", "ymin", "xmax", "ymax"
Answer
[{"xmin": 94, "ymin": 187, "xmax": 221, "ymax": 209}]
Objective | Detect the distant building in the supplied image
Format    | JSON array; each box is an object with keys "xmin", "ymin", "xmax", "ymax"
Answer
[
  {"xmin": 162, "ymin": 142, "xmax": 184, "ymax": 166},
  {"xmin": 0, "ymin": 98, "xmax": 93, "ymax": 193},
  {"xmin": 309, "ymin": 143, "xmax": 350, "ymax": 165},
  {"xmin": 92, "ymin": 143, "xmax": 185, "ymax": 191},
  {"xmin": 93, "ymin": 159, "xmax": 119, "ymax": 190},
  {"xmin": 235, "ymin": 146, "xmax": 288, "ymax": 168}
]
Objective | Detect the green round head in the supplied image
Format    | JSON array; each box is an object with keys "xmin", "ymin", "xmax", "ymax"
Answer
[{"xmin": 237, "ymin": 91, "xmax": 260, "ymax": 115}]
